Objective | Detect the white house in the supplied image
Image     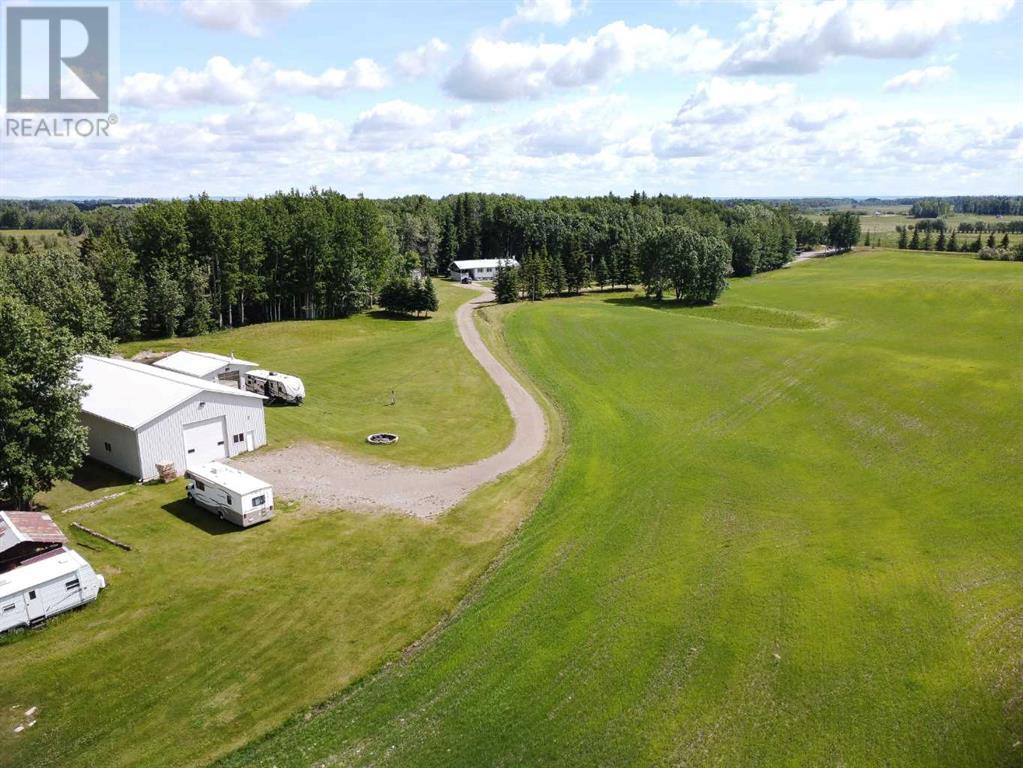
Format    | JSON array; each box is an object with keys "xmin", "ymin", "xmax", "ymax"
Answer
[
  {"xmin": 152, "ymin": 350, "xmax": 257, "ymax": 389},
  {"xmin": 77, "ymin": 355, "xmax": 267, "ymax": 481},
  {"xmin": 449, "ymin": 258, "xmax": 520, "ymax": 282}
]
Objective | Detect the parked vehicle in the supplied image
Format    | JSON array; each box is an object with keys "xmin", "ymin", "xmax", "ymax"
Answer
[
  {"xmin": 0, "ymin": 548, "xmax": 106, "ymax": 633},
  {"xmin": 244, "ymin": 369, "xmax": 305, "ymax": 405},
  {"xmin": 185, "ymin": 461, "xmax": 274, "ymax": 528}
]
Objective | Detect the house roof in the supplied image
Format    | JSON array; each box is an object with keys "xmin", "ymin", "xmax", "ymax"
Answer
[
  {"xmin": 0, "ymin": 547, "xmax": 87, "ymax": 600},
  {"xmin": 451, "ymin": 259, "xmax": 519, "ymax": 270},
  {"xmin": 187, "ymin": 462, "xmax": 272, "ymax": 495},
  {"xmin": 0, "ymin": 512, "xmax": 67, "ymax": 554},
  {"xmin": 153, "ymin": 350, "xmax": 258, "ymax": 378},
  {"xmin": 78, "ymin": 355, "xmax": 264, "ymax": 431}
]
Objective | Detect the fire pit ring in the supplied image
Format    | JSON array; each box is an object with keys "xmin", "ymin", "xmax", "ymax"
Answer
[{"xmin": 367, "ymin": 433, "xmax": 399, "ymax": 445}]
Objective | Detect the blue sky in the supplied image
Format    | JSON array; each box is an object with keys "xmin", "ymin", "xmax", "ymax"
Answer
[{"xmin": 3, "ymin": 0, "xmax": 1022, "ymax": 198}]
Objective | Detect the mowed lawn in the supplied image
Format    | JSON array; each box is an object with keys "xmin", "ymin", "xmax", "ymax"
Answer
[
  {"xmin": 0, "ymin": 281, "xmax": 553, "ymax": 768},
  {"xmin": 119, "ymin": 280, "xmax": 513, "ymax": 468},
  {"xmin": 220, "ymin": 250, "xmax": 1023, "ymax": 767}
]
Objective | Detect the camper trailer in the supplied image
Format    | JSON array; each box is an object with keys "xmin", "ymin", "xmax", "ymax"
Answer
[
  {"xmin": 185, "ymin": 462, "xmax": 274, "ymax": 528},
  {"xmin": 244, "ymin": 369, "xmax": 305, "ymax": 405},
  {"xmin": 0, "ymin": 548, "xmax": 106, "ymax": 633}
]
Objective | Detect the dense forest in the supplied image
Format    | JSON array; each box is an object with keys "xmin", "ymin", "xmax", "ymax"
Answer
[
  {"xmin": 0, "ymin": 193, "xmax": 1018, "ymax": 351},
  {"xmin": 0, "ymin": 191, "xmax": 812, "ymax": 346}
]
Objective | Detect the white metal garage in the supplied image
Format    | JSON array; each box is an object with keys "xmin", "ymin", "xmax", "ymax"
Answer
[
  {"xmin": 77, "ymin": 355, "xmax": 267, "ymax": 481},
  {"xmin": 152, "ymin": 350, "xmax": 257, "ymax": 390}
]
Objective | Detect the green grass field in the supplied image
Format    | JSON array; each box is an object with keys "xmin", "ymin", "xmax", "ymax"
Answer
[
  {"xmin": 118, "ymin": 281, "xmax": 513, "ymax": 468},
  {"xmin": 0, "ymin": 282, "xmax": 554, "ymax": 768},
  {"xmin": 0, "ymin": 229, "xmax": 65, "ymax": 244},
  {"xmin": 217, "ymin": 250, "xmax": 1023, "ymax": 768}
]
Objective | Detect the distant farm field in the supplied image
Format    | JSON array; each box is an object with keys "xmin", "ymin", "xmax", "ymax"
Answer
[
  {"xmin": 221, "ymin": 251, "xmax": 1023, "ymax": 768},
  {"xmin": 807, "ymin": 211, "xmax": 1023, "ymax": 249},
  {"xmin": 0, "ymin": 228, "xmax": 63, "ymax": 241}
]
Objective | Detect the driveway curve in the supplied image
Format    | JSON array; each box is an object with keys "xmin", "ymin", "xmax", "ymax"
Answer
[{"xmin": 232, "ymin": 283, "xmax": 548, "ymax": 518}]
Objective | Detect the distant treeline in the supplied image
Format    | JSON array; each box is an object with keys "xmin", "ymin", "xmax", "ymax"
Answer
[
  {"xmin": 906, "ymin": 197, "xmax": 1023, "ymax": 218},
  {"xmin": 907, "ymin": 218, "xmax": 1023, "ymax": 234},
  {"xmin": 1, "ymin": 191, "xmax": 819, "ymax": 344}
]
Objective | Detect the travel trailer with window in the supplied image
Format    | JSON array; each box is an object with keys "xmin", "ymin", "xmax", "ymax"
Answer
[
  {"xmin": 244, "ymin": 369, "xmax": 306, "ymax": 405},
  {"xmin": 0, "ymin": 548, "xmax": 106, "ymax": 633},
  {"xmin": 185, "ymin": 462, "xmax": 275, "ymax": 528}
]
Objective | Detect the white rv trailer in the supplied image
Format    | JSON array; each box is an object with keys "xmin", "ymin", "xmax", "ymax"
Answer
[
  {"xmin": 0, "ymin": 547, "xmax": 106, "ymax": 633},
  {"xmin": 185, "ymin": 461, "xmax": 274, "ymax": 528},
  {"xmin": 244, "ymin": 369, "xmax": 305, "ymax": 405}
]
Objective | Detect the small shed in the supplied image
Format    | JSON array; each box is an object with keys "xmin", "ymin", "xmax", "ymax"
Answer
[
  {"xmin": 0, "ymin": 512, "xmax": 68, "ymax": 571},
  {"xmin": 152, "ymin": 351, "xmax": 257, "ymax": 389},
  {"xmin": 449, "ymin": 258, "xmax": 520, "ymax": 282},
  {"xmin": 77, "ymin": 355, "xmax": 267, "ymax": 481}
]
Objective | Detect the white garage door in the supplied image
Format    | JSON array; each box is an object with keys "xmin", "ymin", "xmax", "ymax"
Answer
[{"xmin": 183, "ymin": 417, "xmax": 228, "ymax": 468}]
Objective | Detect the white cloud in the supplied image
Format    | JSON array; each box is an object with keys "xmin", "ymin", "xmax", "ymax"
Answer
[
  {"xmin": 673, "ymin": 77, "xmax": 792, "ymax": 125},
  {"xmin": 786, "ymin": 98, "xmax": 858, "ymax": 131},
  {"xmin": 652, "ymin": 80, "xmax": 864, "ymax": 157},
  {"xmin": 274, "ymin": 59, "xmax": 388, "ymax": 96},
  {"xmin": 349, "ymin": 100, "xmax": 472, "ymax": 150},
  {"xmin": 883, "ymin": 65, "xmax": 954, "ymax": 92},
  {"xmin": 720, "ymin": 0, "xmax": 1015, "ymax": 75},
  {"xmin": 352, "ymin": 100, "xmax": 437, "ymax": 135},
  {"xmin": 6, "ymin": 105, "xmax": 1021, "ymax": 198},
  {"xmin": 501, "ymin": 0, "xmax": 585, "ymax": 29},
  {"xmin": 178, "ymin": 0, "xmax": 311, "ymax": 37},
  {"xmin": 121, "ymin": 57, "xmax": 265, "ymax": 107},
  {"xmin": 443, "ymin": 21, "xmax": 728, "ymax": 101},
  {"xmin": 121, "ymin": 56, "xmax": 386, "ymax": 107},
  {"xmin": 395, "ymin": 38, "xmax": 450, "ymax": 78},
  {"xmin": 514, "ymin": 97, "xmax": 636, "ymax": 156}
]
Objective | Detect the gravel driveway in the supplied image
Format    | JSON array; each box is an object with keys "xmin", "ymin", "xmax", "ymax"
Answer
[{"xmin": 232, "ymin": 284, "xmax": 548, "ymax": 518}]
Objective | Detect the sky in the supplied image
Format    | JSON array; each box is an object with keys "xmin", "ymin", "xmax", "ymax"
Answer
[{"xmin": 1, "ymin": 0, "xmax": 1022, "ymax": 199}]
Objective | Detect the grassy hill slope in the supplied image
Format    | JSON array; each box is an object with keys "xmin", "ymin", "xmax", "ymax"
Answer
[{"xmin": 221, "ymin": 251, "xmax": 1023, "ymax": 767}]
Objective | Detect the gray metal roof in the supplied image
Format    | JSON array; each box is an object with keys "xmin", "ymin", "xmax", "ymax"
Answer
[{"xmin": 78, "ymin": 355, "xmax": 264, "ymax": 430}]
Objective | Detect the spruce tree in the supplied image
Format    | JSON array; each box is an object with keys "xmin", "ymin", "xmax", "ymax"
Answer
[
  {"xmin": 947, "ymin": 231, "xmax": 958, "ymax": 251},
  {"xmin": 909, "ymin": 227, "xmax": 920, "ymax": 250},
  {"xmin": 594, "ymin": 256, "xmax": 609, "ymax": 291},
  {"xmin": 418, "ymin": 277, "xmax": 439, "ymax": 316},
  {"xmin": 494, "ymin": 264, "xmax": 519, "ymax": 304},
  {"xmin": 897, "ymin": 227, "xmax": 908, "ymax": 249},
  {"xmin": 148, "ymin": 262, "xmax": 183, "ymax": 338},
  {"xmin": 935, "ymin": 231, "xmax": 946, "ymax": 251}
]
